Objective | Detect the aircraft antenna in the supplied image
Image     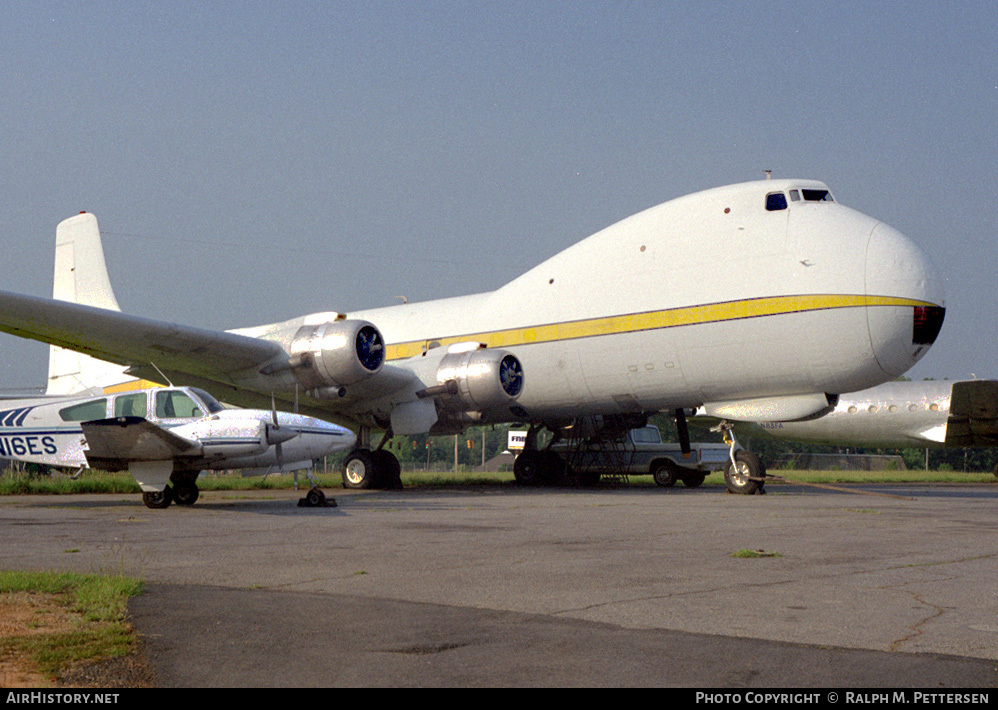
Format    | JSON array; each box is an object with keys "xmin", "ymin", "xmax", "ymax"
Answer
[{"xmin": 149, "ymin": 362, "xmax": 174, "ymax": 386}]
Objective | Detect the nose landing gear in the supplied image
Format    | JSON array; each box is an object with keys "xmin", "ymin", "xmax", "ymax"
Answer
[{"xmin": 713, "ymin": 421, "xmax": 766, "ymax": 495}]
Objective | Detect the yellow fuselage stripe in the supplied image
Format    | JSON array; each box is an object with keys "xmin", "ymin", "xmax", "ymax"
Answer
[{"xmin": 384, "ymin": 294, "xmax": 931, "ymax": 361}]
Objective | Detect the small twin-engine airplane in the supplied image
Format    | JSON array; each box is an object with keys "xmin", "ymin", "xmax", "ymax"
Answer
[
  {"xmin": 0, "ymin": 385, "xmax": 355, "ymax": 508},
  {"xmin": 0, "ymin": 178, "xmax": 945, "ymax": 493},
  {"xmin": 0, "ymin": 215, "xmax": 355, "ymax": 508}
]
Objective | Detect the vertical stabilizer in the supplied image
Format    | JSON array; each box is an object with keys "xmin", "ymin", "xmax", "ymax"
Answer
[{"xmin": 46, "ymin": 213, "xmax": 133, "ymax": 394}]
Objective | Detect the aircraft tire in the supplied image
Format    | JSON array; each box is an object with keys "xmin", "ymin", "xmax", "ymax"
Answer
[
  {"xmin": 372, "ymin": 450, "xmax": 402, "ymax": 489},
  {"xmin": 539, "ymin": 450, "xmax": 567, "ymax": 485},
  {"xmin": 172, "ymin": 480, "xmax": 200, "ymax": 506},
  {"xmin": 513, "ymin": 450, "xmax": 544, "ymax": 486},
  {"xmin": 342, "ymin": 449, "xmax": 378, "ymax": 489},
  {"xmin": 723, "ymin": 451, "xmax": 765, "ymax": 495},
  {"xmin": 142, "ymin": 487, "xmax": 173, "ymax": 509},
  {"xmin": 652, "ymin": 460, "xmax": 679, "ymax": 487}
]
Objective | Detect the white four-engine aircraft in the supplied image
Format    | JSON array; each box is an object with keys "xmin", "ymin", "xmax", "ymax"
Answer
[{"xmin": 0, "ymin": 179, "xmax": 945, "ymax": 492}]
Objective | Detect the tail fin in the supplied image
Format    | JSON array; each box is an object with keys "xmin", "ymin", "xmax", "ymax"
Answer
[{"xmin": 46, "ymin": 212, "xmax": 132, "ymax": 395}]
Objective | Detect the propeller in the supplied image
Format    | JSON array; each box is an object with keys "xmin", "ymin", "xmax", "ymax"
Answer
[
  {"xmin": 266, "ymin": 393, "xmax": 298, "ymax": 473},
  {"xmin": 356, "ymin": 326, "xmax": 385, "ymax": 371},
  {"xmin": 499, "ymin": 355, "xmax": 524, "ymax": 397}
]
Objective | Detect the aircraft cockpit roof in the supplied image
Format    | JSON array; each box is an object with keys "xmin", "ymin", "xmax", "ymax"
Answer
[{"xmin": 764, "ymin": 182, "xmax": 835, "ymax": 211}]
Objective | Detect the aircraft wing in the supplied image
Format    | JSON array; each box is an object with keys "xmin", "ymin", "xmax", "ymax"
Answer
[
  {"xmin": 0, "ymin": 289, "xmax": 285, "ymax": 384},
  {"xmin": 81, "ymin": 416, "xmax": 202, "ymax": 469}
]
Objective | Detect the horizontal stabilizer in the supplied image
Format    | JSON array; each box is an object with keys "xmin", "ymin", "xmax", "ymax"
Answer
[
  {"xmin": 81, "ymin": 416, "xmax": 201, "ymax": 469},
  {"xmin": 946, "ymin": 380, "xmax": 998, "ymax": 446}
]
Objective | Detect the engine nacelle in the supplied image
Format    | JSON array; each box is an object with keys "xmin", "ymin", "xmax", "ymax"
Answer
[
  {"xmin": 287, "ymin": 319, "xmax": 385, "ymax": 391},
  {"xmin": 425, "ymin": 347, "xmax": 524, "ymax": 413}
]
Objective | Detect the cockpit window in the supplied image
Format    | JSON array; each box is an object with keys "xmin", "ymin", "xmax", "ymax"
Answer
[
  {"xmin": 189, "ymin": 388, "xmax": 225, "ymax": 414},
  {"xmin": 155, "ymin": 390, "xmax": 203, "ymax": 419},
  {"xmin": 765, "ymin": 192, "xmax": 788, "ymax": 211},
  {"xmin": 59, "ymin": 399, "xmax": 107, "ymax": 422},
  {"xmin": 789, "ymin": 189, "xmax": 801, "ymax": 202},
  {"xmin": 801, "ymin": 189, "xmax": 833, "ymax": 202}
]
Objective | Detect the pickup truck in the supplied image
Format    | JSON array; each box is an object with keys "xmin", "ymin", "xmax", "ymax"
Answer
[{"xmin": 552, "ymin": 425, "xmax": 730, "ymax": 487}]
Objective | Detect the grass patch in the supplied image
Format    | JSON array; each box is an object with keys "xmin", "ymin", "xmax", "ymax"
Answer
[
  {"xmin": 0, "ymin": 570, "xmax": 144, "ymax": 682},
  {"xmin": 0, "ymin": 471, "xmax": 141, "ymax": 496},
  {"xmin": 766, "ymin": 469, "xmax": 995, "ymax": 485}
]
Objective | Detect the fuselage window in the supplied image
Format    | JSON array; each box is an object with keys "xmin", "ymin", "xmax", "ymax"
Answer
[
  {"xmin": 155, "ymin": 390, "xmax": 203, "ymax": 419},
  {"xmin": 113, "ymin": 392, "xmax": 148, "ymax": 418},
  {"xmin": 59, "ymin": 399, "xmax": 108, "ymax": 422},
  {"xmin": 765, "ymin": 192, "xmax": 788, "ymax": 211},
  {"xmin": 801, "ymin": 189, "xmax": 833, "ymax": 202}
]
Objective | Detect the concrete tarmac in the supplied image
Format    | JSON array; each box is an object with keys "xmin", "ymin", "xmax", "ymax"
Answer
[{"xmin": 2, "ymin": 481, "xmax": 996, "ymax": 687}]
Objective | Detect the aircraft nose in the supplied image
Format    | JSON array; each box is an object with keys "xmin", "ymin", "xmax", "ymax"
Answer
[{"xmin": 865, "ymin": 222, "xmax": 945, "ymax": 377}]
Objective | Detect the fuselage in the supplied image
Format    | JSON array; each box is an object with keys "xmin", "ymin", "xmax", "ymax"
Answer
[
  {"xmin": 738, "ymin": 380, "xmax": 953, "ymax": 447},
  {"xmin": 316, "ymin": 179, "xmax": 943, "ymax": 424},
  {"xmin": 26, "ymin": 178, "xmax": 938, "ymax": 435},
  {"xmin": 735, "ymin": 379, "xmax": 998, "ymax": 449}
]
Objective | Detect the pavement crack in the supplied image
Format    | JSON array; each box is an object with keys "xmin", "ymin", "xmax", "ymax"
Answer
[
  {"xmin": 378, "ymin": 641, "xmax": 471, "ymax": 655},
  {"xmin": 888, "ymin": 589, "xmax": 948, "ymax": 652}
]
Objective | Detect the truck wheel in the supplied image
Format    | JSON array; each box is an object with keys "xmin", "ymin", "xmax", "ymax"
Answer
[
  {"xmin": 724, "ymin": 451, "xmax": 765, "ymax": 495},
  {"xmin": 681, "ymin": 473, "xmax": 705, "ymax": 488},
  {"xmin": 652, "ymin": 461, "xmax": 679, "ymax": 487}
]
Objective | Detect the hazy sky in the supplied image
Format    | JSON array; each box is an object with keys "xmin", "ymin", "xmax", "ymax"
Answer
[{"xmin": 0, "ymin": 1, "xmax": 994, "ymax": 391}]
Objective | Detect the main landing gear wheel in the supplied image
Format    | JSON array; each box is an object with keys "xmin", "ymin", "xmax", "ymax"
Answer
[
  {"xmin": 724, "ymin": 450, "xmax": 766, "ymax": 495},
  {"xmin": 342, "ymin": 449, "xmax": 402, "ymax": 490},
  {"xmin": 343, "ymin": 449, "xmax": 377, "ymax": 489},
  {"xmin": 513, "ymin": 449, "xmax": 544, "ymax": 486},
  {"xmin": 372, "ymin": 449, "xmax": 403, "ymax": 489},
  {"xmin": 171, "ymin": 480, "xmax": 200, "ymax": 506},
  {"xmin": 142, "ymin": 487, "xmax": 173, "ymax": 509}
]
